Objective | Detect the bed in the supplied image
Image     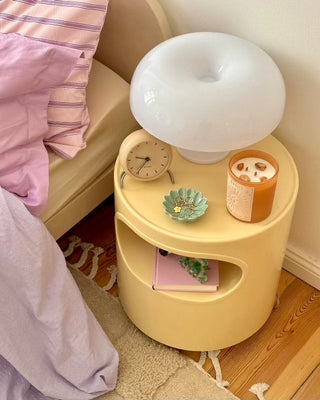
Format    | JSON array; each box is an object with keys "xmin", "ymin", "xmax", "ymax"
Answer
[{"xmin": 0, "ymin": 0, "xmax": 171, "ymax": 398}]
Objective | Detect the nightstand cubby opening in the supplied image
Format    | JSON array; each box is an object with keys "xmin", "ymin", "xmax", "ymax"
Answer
[{"xmin": 116, "ymin": 219, "xmax": 244, "ymax": 302}]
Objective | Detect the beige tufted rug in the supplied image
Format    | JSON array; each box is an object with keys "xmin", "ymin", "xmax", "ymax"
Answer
[{"xmin": 71, "ymin": 268, "xmax": 239, "ymax": 400}]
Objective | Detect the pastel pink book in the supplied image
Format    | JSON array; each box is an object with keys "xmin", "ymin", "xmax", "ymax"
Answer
[{"xmin": 152, "ymin": 249, "xmax": 219, "ymax": 292}]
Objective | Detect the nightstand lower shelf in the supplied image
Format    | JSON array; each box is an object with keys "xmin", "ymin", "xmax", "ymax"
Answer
[{"xmin": 116, "ymin": 218, "xmax": 275, "ymax": 351}]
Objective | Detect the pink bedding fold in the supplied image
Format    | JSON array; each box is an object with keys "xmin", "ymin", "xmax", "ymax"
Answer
[{"xmin": 0, "ymin": 33, "xmax": 82, "ymax": 217}]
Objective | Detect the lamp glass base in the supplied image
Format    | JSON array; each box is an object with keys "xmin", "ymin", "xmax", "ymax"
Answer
[{"xmin": 177, "ymin": 148, "xmax": 229, "ymax": 164}]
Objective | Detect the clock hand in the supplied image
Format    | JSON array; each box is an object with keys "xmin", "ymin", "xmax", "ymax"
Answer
[
  {"xmin": 137, "ymin": 158, "xmax": 149, "ymax": 174},
  {"xmin": 135, "ymin": 156, "xmax": 148, "ymax": 160}
]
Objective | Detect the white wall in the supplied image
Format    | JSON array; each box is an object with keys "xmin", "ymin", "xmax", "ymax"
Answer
[{"xmin": 158, "ymin": 0, "xmax": 320, "ymax": 287}]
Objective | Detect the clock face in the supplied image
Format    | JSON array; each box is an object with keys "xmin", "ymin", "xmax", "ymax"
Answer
[
  {"xmin": 126, "ymin": 139, "xmax": 171, "ymax": 179},
  {"xmin": 119, "ymin": 130, "xmax": 172, "ymax": 181}
]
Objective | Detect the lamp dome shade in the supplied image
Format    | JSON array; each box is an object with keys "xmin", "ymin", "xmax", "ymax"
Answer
[{"xmin": 130, "ymin": 32, "xmax": 286, "ymax": 153}]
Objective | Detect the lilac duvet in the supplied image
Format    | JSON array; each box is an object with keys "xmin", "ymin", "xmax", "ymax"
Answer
[{"xmin": 0, "ymin": 187, "xmax": 118, "ymax": 400}]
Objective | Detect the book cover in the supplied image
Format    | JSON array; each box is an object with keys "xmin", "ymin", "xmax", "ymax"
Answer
[{"xmin": 152, "ymin": 248, "xmax": 219, "ymax": 292}]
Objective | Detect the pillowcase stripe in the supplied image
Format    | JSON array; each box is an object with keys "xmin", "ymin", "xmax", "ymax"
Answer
[
  {"xmin": 0, "ymin": 0, "xmax": 109, "ymax": 158},
  {"xmin": 0, "ymin": 13, "xmax": 102, "ymax": 32},
  {"xmin": 22, "ymin": 36, "xmax": 97, "ymax": 51},
  {"xmin": 13, "ymin": 0, "xmax": 107, "ymax": 12}
]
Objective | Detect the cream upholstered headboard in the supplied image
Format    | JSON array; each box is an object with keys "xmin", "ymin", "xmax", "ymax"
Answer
[{"xmin": 94, "ymin": 0, "xmax": 172, "ymax": 83}]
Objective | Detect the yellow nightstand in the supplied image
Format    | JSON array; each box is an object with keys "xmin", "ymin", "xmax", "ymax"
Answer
[{"xmin": 114, "ymin": 135, "xmax": 298, "ymax": 351}]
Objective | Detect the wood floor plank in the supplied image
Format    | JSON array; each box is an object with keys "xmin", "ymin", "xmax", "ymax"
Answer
[
  {"xmin": 292, "ymin": 363, "xmax": 320, "ymax": 400},
  {"xmin": 277, "ymin": 269, "xmax": 296, "ymax": 297},
  {"xmin": 218, "ymin": 278, "xmax": 320, "ymax": 399},
  {"xmin": 180, "ymin": 350, "xmax": 201, "ymax": 363},
  {"xmin": 266, "ymin": 328, "xmax": 320, "ymax": 399}
]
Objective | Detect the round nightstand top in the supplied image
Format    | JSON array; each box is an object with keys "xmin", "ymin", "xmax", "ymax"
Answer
[{"xmin": 115, "ymin": 135, "xmax": 298, "ymax": 253}]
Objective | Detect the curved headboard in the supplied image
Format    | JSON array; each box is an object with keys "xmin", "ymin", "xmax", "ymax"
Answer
[{"xmin": 95, "ymin": 0, "xmax": 172, "ymax": 83}]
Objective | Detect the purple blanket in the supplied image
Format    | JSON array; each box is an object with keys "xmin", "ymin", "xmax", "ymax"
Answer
[{"xmin": 0, "ymin": 187, "xmax": 118, "ymax": 400}]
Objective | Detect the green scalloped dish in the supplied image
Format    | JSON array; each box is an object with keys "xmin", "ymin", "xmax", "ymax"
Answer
[{"xmin": 163, "ymin": 188, "xmax": 208, "ymax": 222}]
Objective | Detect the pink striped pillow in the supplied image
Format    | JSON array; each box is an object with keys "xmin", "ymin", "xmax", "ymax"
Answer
[{"xmin": 0, "ymin": 0, "xmax": 109, "ymax": 159}]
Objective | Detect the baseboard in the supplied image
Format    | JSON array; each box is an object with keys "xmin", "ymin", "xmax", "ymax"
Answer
[{"xmin": 284, "ymin": 246, "xmax": 320, "ymax": 290}]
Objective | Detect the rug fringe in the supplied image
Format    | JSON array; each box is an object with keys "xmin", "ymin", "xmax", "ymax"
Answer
[
  {"xmin": 63, "ymin": 235, "xmax": 81, "ymax": 257},
  {"xmin": 208, "ymin": 350, "xmax": 230, "ymax": 388},
  {"xmin": 103, "ymin": 265, "xmax": 118, "ymax": 291},
  {"xmin": 198, "ymin": 351, "xmax": 207, "ymax": 366},
  {"xmin": 64, "ymin": 236, "xmax": 115, "ymax": 289},
  {"xmin": 198, "ymin": 350, "xmax": 229, "ymax": 389},
  {"xmin": 249, "ymin": 382, "xmax": 270, "ymax": 400},
  {"xmin": 87, "ymin": 246, "xmax": 104, "ymax": 279},
  {"xmin": 188, "ymin": 356, "xmax": 238, "ymax": 399},
  {"xmin": 273, "ymin": 293, "xmax": 280, "ymax": 309}
]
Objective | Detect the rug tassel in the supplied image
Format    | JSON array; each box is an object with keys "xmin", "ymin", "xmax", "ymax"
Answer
[
  {"xmin": 63, "ymin": 236, "xmax": 117, "ymax": 289},
  {"xmin": 273, "ymin": 293, "xmax": 280, "ymax": 309},
  {"xmin": 207, "ymin": 350, "xmax": 230, "ymax": 388},
  {"xmin": 68, "ymin": 242, "xmax": 94, "ymax": 270},
  {"xmin": 63, "ymin": 235, "xmax": 81, "ymax": 257},
  {"xmin": 249, "ymin": 382, "xmax": 270, "ymax": 400},
  {"xmin": 64, "ymin": 236, "xmax": 106, "ymax": 278},
  {"xmin": 198, "ymin": 351, "xmax": 207, "ymax": 367},
  {"xmin": 197, "ymin": 350, "xmax": 229, "ymax": 389},
  {"xmin": 87, "ymin": 246, "xmax": 104, "ymax": 279},
  {"xmin": 102, "ymin": 265, "xmax": 118, "ymax": 291}
]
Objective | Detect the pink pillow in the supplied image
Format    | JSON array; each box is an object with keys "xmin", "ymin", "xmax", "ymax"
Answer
[
  {"xmin": 0, "ymin": 33, "xmax": 82, "ymax": 216},
  {"xmin": 0, "ymin": 0, "xmax": 109, "ymax": 159}
]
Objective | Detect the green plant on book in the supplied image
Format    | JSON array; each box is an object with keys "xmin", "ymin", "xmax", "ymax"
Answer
[{"xmin": 178, "ymin": 257, "xmax": 209, "ymax": 284}]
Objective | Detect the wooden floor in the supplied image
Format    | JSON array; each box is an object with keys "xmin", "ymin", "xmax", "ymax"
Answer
[{"xmin": 58, "ymin": 195, "xmax": 320, "ymax": 400}]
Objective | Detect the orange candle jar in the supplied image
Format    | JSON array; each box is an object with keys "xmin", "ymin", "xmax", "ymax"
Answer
[{"xmin": 226, "ymin": 150, "xmax": 279, "ymax": 222}]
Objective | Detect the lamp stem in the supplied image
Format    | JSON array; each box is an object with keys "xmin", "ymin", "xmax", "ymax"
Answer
[{"xmin": 177, "ymin": 148, "xmax": 229, "ymax": 164}]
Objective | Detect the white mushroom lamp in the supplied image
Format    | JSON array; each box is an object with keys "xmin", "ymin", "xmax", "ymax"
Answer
[{"xmin": 130, "ymin": 32, "xmax": 286, "ymax": 164}]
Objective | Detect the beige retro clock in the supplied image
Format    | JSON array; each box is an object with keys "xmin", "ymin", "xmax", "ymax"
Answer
[{"xmin": 119, "ymin": 129, "xmax": 174, "ymax": 187}]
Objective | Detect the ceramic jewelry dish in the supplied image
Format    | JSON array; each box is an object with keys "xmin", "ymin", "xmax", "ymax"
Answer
[{"xmin": 163, "ymin": 188, "xmax": 208, "ymax": 222}]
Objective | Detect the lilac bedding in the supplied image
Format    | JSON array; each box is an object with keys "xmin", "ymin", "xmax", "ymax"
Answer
[
  {"xmin": 0, "ymin": 33, "xmax": 82, "ymax": 217},
  {"xmin": 0, "ymin": 33, "xmax": 118, "ymax": 399},
  {"xmin": 0, "ymin": 186, "xmax": 118, "ymax": 399}
]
